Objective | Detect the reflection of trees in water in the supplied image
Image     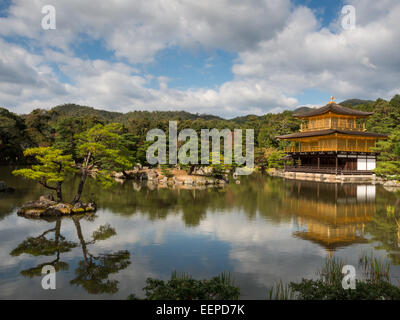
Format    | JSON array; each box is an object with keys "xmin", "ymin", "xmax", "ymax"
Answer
[
  {"xmin": 77, "ymin": 175, "xmax": 290, "ymax": 226},
  {"xmin": 0, "ymin": 166, "xmax": 47, "ymax": 220},
  {"xmin": 70, "ymin": 216, "xmax": 130, "ymax": 294},
  {"xmin": 10, "ymin": 215, "xmax": 130, "ymax": 295},
  {"xmin": 365, "ymin": 189, "xmax": 400, "ymax": 264},
  {"xmin": 10, "ymin": 218, "xmax": 76, "ymax": 277},
  {"xmin": 3, "ymin": 166, "xmax": 290, "ymax": 225},
  {"xmin": 7, "ymin": 167, "xmax": 400, "ymax": 266}
]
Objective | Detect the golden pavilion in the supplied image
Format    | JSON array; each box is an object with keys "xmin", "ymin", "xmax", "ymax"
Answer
[{"xmin": 277, "ymin": 97, "xmax": 387, "ymax": 174}]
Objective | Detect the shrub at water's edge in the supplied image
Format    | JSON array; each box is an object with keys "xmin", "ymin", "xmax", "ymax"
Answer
[
  {"xmin": 127, "ymin": 254, "xmax": 400, "ymax": 300},
  {"xmin": 372, "ymin": 129, "xmax": 400, "ymax": 180},
  {"xmin": 268, "ymin": 254, "xmax": 400, "ymax": 300},
  {"xmin": 128, "ymin": 271, "xmax": 240, "ymax": 300}
]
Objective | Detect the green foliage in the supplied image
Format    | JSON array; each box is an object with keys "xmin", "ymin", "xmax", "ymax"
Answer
[
  {"xmin": 373, "ymin": 130, "xmax": 400, "ymax": 178},
  {"xmin": 344, "ymin": 96, "xmax": 400, "ymax": 135},
  {"xmin": 13, "ymin": 147, "xmax": 75, "ymax": 181},
  {"xmin": 0, "ymin": 107, "xmax": 32, "ymax": 164},
  {"xmin": 50, "ymin": 104, "xmax": 121, "ymax": 123},
  {"xmin": 24, "ymin": 109, "xmax": 54, "ymax": 146},
  {"xmin": 52, "ymin": 116, "xmax": 103, "ymax": 159},
  {"xmin": 139, "ymin": 271, "xmax": 240, "ymax": 300},
  {"xmin": 289, "ymin": 278, "xmax": 400, "ymax": 300},
  {"xmin": 120, "ymin": 133, "xmax": 141, "ymax": 166},
  {"xmin": 267, "ymin": 149, "xmax": 285, "ymax": 169},
  {"xmin": 256, "ymin": 111, "xmax": 300, "ymax": 148},
  {"xmin": 267, "ymin": 280, "xmax": 296, "ymax": 300},
  {"xmin": 209, "ymin": 152, "xmax": 232, "ymax": 179},
  {"xmin": 358, "ymin": 252, "xmax": 391, "ymax": 283},
  {"xmin": 268, "ymin": 255, "xmax": 400, "ymax": 300},
  {"xmin": 20, "ymin": 261, "xmax": 69, "ymax": 278},
  {"xmin": 317, "ymin": 257, "xmax": 346, "ymax": 286},
  {"xmin": 10, "ymin": 233, "xmax": 77, "ymax": 257},
  {"xmin": 161, "ymin": 165, "xmax": 174, "ymax": 178},
  {"xmin": 76, "ymin": 123, "xmax": 132, "ymax": 185},
  {"xmin": 2, "ymin": 94, "xmax": 400, "ymax": 179},
  {"xmin": 69, "ymin": 217, "xmax": 131, "ymax": 295},
  {"xmin": 9, "ymin": 219, "xmax": 76, "ymax": 278},
  {"xmin": 76, "ymin": 123, "xmax": 131, "ymax": 166},
  {"xmin": 339, "ymin": 99, "xmax": 374, "ymax": 107},
  {"xmin": 12, "ymin": 147, "xmax": 75, "ymax": 201},
  {"xmin": 254, "ymin": 148, "xmax": 269, "ymax": 172},
  {"xmin": 92, "ymin": 224, "xmax": 117, "ymax": 241},
  {"xmin": 70, "ymin": 250, "xmax": 131, "ymax": 294},
  {"xmin": 254, "ymin": 148, "xmax": 285, "ymax": 172}
]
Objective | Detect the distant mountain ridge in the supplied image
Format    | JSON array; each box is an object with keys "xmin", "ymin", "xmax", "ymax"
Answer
[
  {"xmin": 293, "ymin": 106, "xmax": 313, "ymax": 115},
  {"xmin": 47, "ymin": 104, "xmax": 224, "ymax": 122},
  {"xmin": 12, "ymin": 95, "xmax": 400, "ymax": 124},
  {"xmin": 339, "ymin": 99, "xmax": 375, "ymax": 107}
]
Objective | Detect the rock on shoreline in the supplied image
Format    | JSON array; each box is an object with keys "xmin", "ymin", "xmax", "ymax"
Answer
[
  {"xmin": 17, "ymin": 196, "xmax": 96, "ymax": 218},
  {"xmin": 111, "ymin": 168, "xmax": 228, "ymax": 187}
]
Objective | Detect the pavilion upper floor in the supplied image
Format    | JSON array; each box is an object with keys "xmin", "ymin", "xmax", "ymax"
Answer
[{"xmin": 278, "ymin": 131, "xmax": 387, "ymax": 153}]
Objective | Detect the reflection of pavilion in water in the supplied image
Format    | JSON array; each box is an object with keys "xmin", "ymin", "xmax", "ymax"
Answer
[{"xmin": 284, "ymin": 181, "xmax": 376, "ymax": 256}]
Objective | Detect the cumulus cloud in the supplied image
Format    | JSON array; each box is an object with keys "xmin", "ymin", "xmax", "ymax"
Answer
[
  {"xmin": 234, "ymin": 1, "xmax": 400, "ymax": 100},
  {"xmin": 0, "ymin": 0, "xmax": 399, "ymax": 117},
  {"xmin": 0, "ymin": 0, "xmax": 291, "ymax": 63}
]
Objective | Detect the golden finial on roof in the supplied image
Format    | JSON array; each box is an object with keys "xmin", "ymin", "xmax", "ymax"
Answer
[{"xmin": 328, "ymin": 96, "xmax": 336, "ymax": 104}]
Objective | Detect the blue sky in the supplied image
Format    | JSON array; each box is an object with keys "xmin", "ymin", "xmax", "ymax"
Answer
[
  {"xmin": 294, "ymin": 0, "xmax": 344, "ymax": 26},
  {"xmin": 0, "ymin": 0, "xmax": 399, "ymax": 117}
]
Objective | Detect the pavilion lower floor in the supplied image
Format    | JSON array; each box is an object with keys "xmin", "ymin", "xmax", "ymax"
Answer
[{"xmin": 284, "ymin": 152, "xmax": 377, "ymax": 175}]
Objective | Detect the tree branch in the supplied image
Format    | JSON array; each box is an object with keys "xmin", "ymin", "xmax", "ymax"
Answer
[{"xmin": 39, "ymin": 181, "xmax": 57, "ymax": 191}]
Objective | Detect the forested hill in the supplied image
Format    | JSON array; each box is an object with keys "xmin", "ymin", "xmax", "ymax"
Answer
[
  {"xmin": 339, "ymin": 99, "xmax": 375, "ymax": 107},
  {"xmin": 1, "ymin": 95, "xmax": 400, "ymax": 164},
  {"xmin": 47, "ymin": 104, "xmax": 224, "ymax": 123},
  {"xmin": 49, "ymin": 104, "xmax": 123, "ymax": 122}
]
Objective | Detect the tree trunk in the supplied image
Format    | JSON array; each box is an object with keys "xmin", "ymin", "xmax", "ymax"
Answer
[
  {"xmin": 55, "ymin": 218, "xmax": 62, "ymax": 261},
  {"xmin": 56, "ymin": 181, "xmax": 63, "ymax": 202},
  {"xmin": 72, "ymin": 171, "xmax": 88, "ymax": 204},
  {"xmin": 261, "ymin": 165, "xmax": 266, "ymax": 174},
  {"xmin": 122, "ymin": 170, "xmax": 131, "ymax": 179},
  {"xmin": 188, "ymin": 165, "xmax": 196, "ymax": 175},
  {"xmin": 72, "ymin": 216, "xmax": 90, "ymax": 266},
  {"xmin": 72, "ymin": 151, "xmax": 91, "ymax": 204}
]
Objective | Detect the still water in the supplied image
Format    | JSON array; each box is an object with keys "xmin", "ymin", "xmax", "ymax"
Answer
[{"xmin": 1, "ymin": 166, "xmax": 400, "ymax": 299}]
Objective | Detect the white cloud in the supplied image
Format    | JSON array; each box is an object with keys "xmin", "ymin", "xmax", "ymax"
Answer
[
  {"xmin": 0, "ymin": 0, "xmax": 399, "ymax": 117},
  {"xmin": 233, "ymin": 2, "xmax": 400, "ymax": 99},
  {"xmin": 0, "ymin": 0, "xmax": 292, "ymax": 63}
]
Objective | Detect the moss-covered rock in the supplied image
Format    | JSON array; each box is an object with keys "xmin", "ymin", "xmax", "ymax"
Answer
[{"xmin": 17, "ymin": 198, "xmax": 96, "ymax": 217}]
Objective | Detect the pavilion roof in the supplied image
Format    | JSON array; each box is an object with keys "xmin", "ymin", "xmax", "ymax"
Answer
[{"xmin": 276, "ymin": 129, "xmax": 388, "ymax": 140}]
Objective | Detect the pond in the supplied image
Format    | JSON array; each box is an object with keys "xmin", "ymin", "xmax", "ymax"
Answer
[{"xmin": 0, "ymin": 166, "xmax": 400, "ymax": 299}]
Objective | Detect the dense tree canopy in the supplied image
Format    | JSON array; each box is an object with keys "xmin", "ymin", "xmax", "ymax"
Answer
[
  {"xmin": 2, "ymin": 94, "xmax": 400, "ymax": 178},
  {"xmin": 373, "ymin": 130, "xmax": 400, "ymax": 178},
  {"xmin": 0, "ymin": 107, "xmax": 33, "ymax": 164},
  {"xmin": 12, "ymin": 147, "xmax": 75, "ymax": 201}
]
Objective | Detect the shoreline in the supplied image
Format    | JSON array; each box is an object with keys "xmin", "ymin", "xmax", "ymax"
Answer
[
  {"xmin": 111, "ymin": 167, "xmax": 229, "ymax": 189},
  {"xmin": 267, "ymin": 168, "xmax": 400, "ymax": 189}
]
